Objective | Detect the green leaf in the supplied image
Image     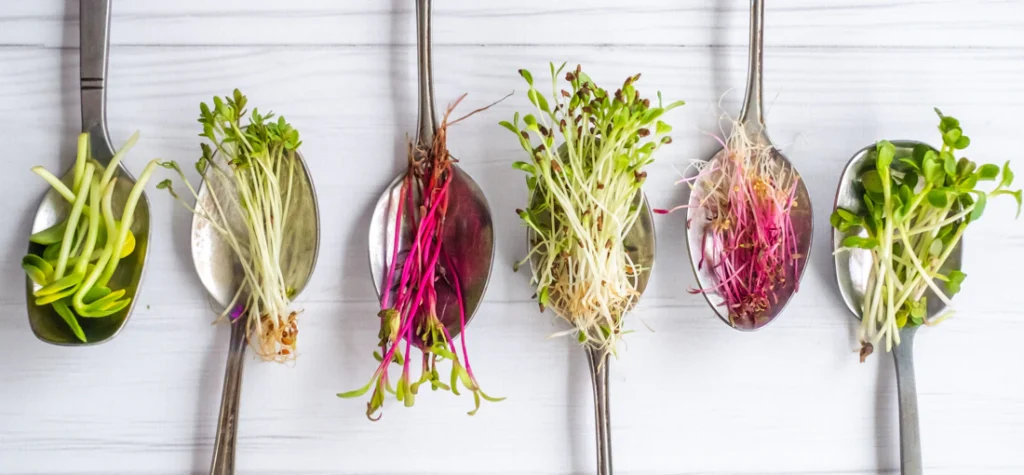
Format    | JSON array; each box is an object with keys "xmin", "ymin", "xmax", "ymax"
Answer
[
  {"xmin": 941, "ymin": 151, "xmax": 956, "ymax": 177},
  {"xmin": 518, "ymin": 69, "xmax": 534, "ymax": 86},
  {"xmin": 835, "ymin": 208, "xmax": 858, "ymax": 222},
  {"xmin": 902, "ymin": 171, "xmax": 918, "ymax": 189},
  {"xmin": 876, "ymin": 140, "xmax": 895, "ymax": 172},
  {"xmin": 970, "ymin": 192, "xmax": 987, "ymax": 221},
  {"xmin": 860, "ymin": 170, "xmax": 884, "ymax": 193},
  {"xmin": 943, "ymin": 128, "xmax": 962, "ymax": 147},
  {"xmin": 1000, "ymin": 161, "xmax": 1015, "ymax": 189},
  {"xmin": 911, "ymin": 143, "xmax": 931, "ymax": 166},
  {"xmin": 895, "ymin": 310, "xmax": 908, "ymax": 328},
  {"xmin": 523, "ymin": 114, "xmax": 539, "ymax": 132},
  {"xmin": 512, "ymin": 161, "xmax": 536, "ymax": 174},
  {"xmin": 958, "ymin": 173, "xmax": 978, "ymax": 192},
  {"xmin": 528, "ymin": 89, "xmax": 550, "ymax": 114},
  {"xmin": 841, "ymin": 236, "xmax": 879, "ymax": 249},
  {"xmin": 946, "ymin": 270, "xmax": 967, "ymax": 295},
  {"xmin": 978, "ymin": 164, "xmax": 1000, "ymax": 181},
  {"xmin": 927, "ymin": 189, "xmax": 949, "ymax": 208},
  {"xmin": 898, "ymin": 158, "xmax": 921, "ymax": 172},
  {"xmin": 498, "ymin": 120, "xmax": 518, "ymax": 135},
  {"xmin": 30, "ymin": 221, "xmax": 68, "ymax": 245},
  {"xmin": 22, "ymin": 262, "xmax": 48, "ymax": 287},
  {"xmin": 922, "ymin": 153, "xmax": 943, "ymax": 185},
  {"xmin": 955, "ymin": 135, "xmax": 971, "ymax": 150},
  {"xmin": 53, "ymin": 300, "xmax": 86, "ymax": 343}
]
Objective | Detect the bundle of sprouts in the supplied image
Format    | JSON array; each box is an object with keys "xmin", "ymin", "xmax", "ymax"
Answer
[
  {"xmin": 660, "ymin": 121, "xmax": 802, "ymax": 329},
  {"xmin": 23, "ymin": 132, "xmax": 158, "ymax": 342},
  {"xmin": 340, "ymin": 95, "xmax": 501, "ymax": 419},
  {"xmin": 159, "ymin": 90, "xmax": 303, "ymax": 361},
  {"xmin": 507, "ymin": 64, "xmax": 683, "ymax": 356},
  {"xmin": 832, "ymin": 110, "xmax": 1020, "ymax": 361}
]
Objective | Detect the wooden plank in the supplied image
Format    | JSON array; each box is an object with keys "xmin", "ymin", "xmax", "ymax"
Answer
[{"xmin": 1, "ymin": 0, "xmax": 1022, "ymax": 48}]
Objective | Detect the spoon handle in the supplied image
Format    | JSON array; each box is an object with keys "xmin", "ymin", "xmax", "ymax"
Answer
[
  {"xmin": 210, "ymin": 320, "xmax": 247, "ymax": 475},
  {"xmin": 738, "ymin": 0, "xmax": 765, "ymax": 126},
  {"xmin": 893, "ymin": 327, "xmax": 923, "ymax": 475},
  {"xmin": 585, "ymin": 346, "xmax": 613, "ymax": 475},
  {"xmin": 79, "ymin": 0, "xmax": 115, "ymax": 159},
  {"xmin": 415, "ymin": 0, "xmax": 438, "ymax": 147}
]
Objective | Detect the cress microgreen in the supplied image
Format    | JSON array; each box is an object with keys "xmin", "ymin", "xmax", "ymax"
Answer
[{"xmin": 831, "ymin": 109, "xmax": 1021, "ymax": 361}]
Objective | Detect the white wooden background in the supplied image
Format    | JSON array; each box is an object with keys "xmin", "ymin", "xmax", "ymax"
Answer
[{"xmin": 1, "ymin": 1, "xmax": 1022, "ymax": 474}]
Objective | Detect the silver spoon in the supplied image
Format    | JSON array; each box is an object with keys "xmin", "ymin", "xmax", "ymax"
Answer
[
  {"xmin": 368, "ymin": 0, "xmax": 495, "ymax": 342},
  {"xmin": 25, "ymin": 0, "xmax": 151, "ymax": 345},
  {"xmin": 528, "ymin": 191, "xmax": 656, "ymax": 475},
  {"xmin": 194, "ymin": 151, "xmax": 320, "ymax": 475},
  {"xmin": 685, "ymin": 0, "xmax": 813, "ymax": 330},
  {"xmin": 832, "ymin": 140, "xmax": 962, "ymax": 475}
]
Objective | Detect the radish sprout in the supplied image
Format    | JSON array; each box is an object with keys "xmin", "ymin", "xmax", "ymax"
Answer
[
  {"xmin": 22, "ymin": 132, "xmax": 159, "ymax": 342},
  {"xmin": 507, "ymin": 63, "xmax": 683, "ymax": 356},
  {"xmin": 158, "ymin": 90, "xmax": 303, "ymax": 362},
  {"xmin": 657, "ymin": 119, "xmax": 802, "ymax": 329},
  {"xmin": 832, "ymin": 109, "xmax": 1021, "ymax": 361}
]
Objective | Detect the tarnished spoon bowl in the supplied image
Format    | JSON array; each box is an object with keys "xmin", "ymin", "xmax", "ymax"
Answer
[
  {"xmin": 25, "ymin": 146, "xmax": 151, "ymax": 345},
  {"xmin": 832, "ymin": 140, "xmax": 962, "ymax": 320},
  {"xmin": 685, "ymin": 127, "xmax": 813, "ymax": 330},
  {"xmin": 368, "ymin": 165, "xmax": 494, "ymax": 342},
  {"xmin": 192, "ymin": 151, "xmax": 320, "ymax": 308}
]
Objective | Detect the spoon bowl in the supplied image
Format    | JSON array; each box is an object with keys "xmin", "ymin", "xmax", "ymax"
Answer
[
  {"xmin": 368, "ymin": 166, "xmax": 495, "ymax": 342},
  {"xmin": 527, "ymin": 190, "xmax": 657, "ymax": 316},
  {"xmin": 25, "ymin": 161, "xmax": 150, "ymax": 345},
  {"xmin": 832, "ymin": 140, "xmax": 962, "ymax": 320},
  {"xmin": 192, "ymin": 151, "xmax": 320, "ymax": 308},
  {"xmin": 685, "ymin": 127, "xmax": 813, "ymax": 330},
  {"xmin": 684, "ymin": 0, "xmax": 813, "ymax": 330}
]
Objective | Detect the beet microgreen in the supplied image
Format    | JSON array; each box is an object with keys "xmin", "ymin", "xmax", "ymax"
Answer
[
  {"xmin": 340, "ymin": 95, "xmax": 502, "ymax": 420},
  {"xmin": 507, "ymin": 63, "xmax": 683, "ymax": 356},
  {"xmin": 657, "ymin": 121, "xmax": 803, "ymax": 329},
  {"xmin": 159, "ymin": 89, "xmax": 303, "ymax": 361},
  {"xmin": 832, "ymin": 109, "xmax": 1021, "ymax": 361},
  {"xmin": 22, "ymin": 132, "xmax": 159, "ymax": 341}
]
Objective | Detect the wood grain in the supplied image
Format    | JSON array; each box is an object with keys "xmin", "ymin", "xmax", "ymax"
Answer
[
  {"xmin": 2, "ymin": 0, "xmax": 1023, "ymax": 48},
  {"xmin": 1, "ymin": 1, "xmax": 1023, "ymax": 474}
]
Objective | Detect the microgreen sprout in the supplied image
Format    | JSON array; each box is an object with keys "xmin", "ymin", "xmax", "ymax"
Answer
[
  {"xmin": 340, "ymin": 95, "xmax": 502, "ymax": 419},
  {"xmin": 22, "ymin": 132, "xmax": 159, "ymax": 342},
  {"xmin": 158, "ymin": 89, "xmax": 303, "ymax": 362},
  {"xmin": 831, "ymin": 109, "xmax": 1021, "ymax": 361},
  {"xmin": 657, "ymin": 119, "xmax": 802, "ymax": 329},
  {"xmin": 506, "ymin": 63, "xmax": 683, "ymax": 357}
]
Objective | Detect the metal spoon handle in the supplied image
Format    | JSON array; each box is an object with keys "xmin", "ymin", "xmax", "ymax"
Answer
[
  {"xmin": 893, "ymin": 328, "xmax": 923, "ymax": 475},
  {"xmin": 738, "ymin": 0, "xmax": 765, "ymax": 126},
  {"xmin": 210, "ymin": 320, "xmax": 247, "ymax": 475},
  {"xmin": 415, "ymin": 0, "xmax": 438, "ymax": 146},
  {"xmin": 585, "ymin": 347, "xmax": 613, "ymax": 475},
  {"xmin": 79, "ymin": 0, "xmax": 114, "ymax": 159}
]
